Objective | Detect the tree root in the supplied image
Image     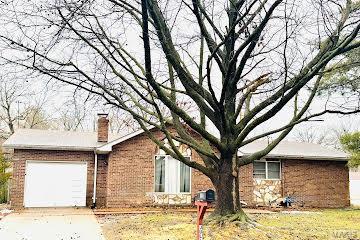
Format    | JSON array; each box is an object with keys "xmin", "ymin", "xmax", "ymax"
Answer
[{"xmin": 205, "ymin": 211, "xmax": 257, "ymax": 227}]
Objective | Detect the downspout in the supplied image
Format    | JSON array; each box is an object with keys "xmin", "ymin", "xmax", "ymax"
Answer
[{"xmin": 92, "ymin": 151, "xmax": 98, "ymax": 209}]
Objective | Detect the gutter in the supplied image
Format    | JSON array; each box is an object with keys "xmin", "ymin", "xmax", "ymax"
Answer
[
  {"xmin": 238, "ymin": 153, "xmax": 349, "ymax": 161},
  {"xmin": 2, "ymin": 144, "xmax": 97, "ymax": 152},
  {"xmin": 92, "ymin": 151, "xmax": 98, "ymax": 209}
]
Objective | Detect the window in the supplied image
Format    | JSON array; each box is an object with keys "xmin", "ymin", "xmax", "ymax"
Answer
[
  {"xmin": 154, "ymin": 155, "xmax": 191, "ymax": 193},
  {"xmin": 155, "ymin": 156, "xmax": 166, "ymax": 192},
  {"xmin": 253, "ymin": 160, "xmax": 281, "ymax": 180},
  {"xmin": 253, "ymin": 161, "xmax": 266, "ymax": 179}
]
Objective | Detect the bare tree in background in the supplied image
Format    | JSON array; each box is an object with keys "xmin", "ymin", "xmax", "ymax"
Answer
[
  {"xmin": 0, "ymin": 76, "xmax": 52, "ymax": 136},
  {"xmin": 0, "ymin": 76, "xmax": 29, "ymax": 135},
  {"xmin": 55, "ymin": 96, "xmax": 88, "ymax": 131},
  {"xmin": 294, "ymin": 126, "xmax": 329, "ymax": 145},
  {"xmin": 293, "ymin": 121, "xmax": 360, "ymax": 149},
  {"xmin": 0, "ymin": 0, "xmax": 359, "ymax": 219},
  {"xmin": 108, "ymin": 109, "xmax": 138, "ymax": 134},
  {"xmin": 22, "ymin": 104, "xmax": 52, "ymax": 130}
]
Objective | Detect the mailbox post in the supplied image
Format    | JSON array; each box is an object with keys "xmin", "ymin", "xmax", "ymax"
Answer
[
  {"xmin": 195, "ymin": 201, "xmax": 207, "ymax": 240},
  {"xmin": 194, "ymin": 189, "xmax": 215, "ymax": 240}
]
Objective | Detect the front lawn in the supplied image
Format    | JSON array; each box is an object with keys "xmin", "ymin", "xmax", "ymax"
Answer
[{"xmin": 98, "ymin": 209, "xmax": 360, "ymax": 240}]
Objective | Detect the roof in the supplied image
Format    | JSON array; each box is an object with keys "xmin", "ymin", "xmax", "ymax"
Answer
[
  {"xmin": 3, "ymin": 128, "xmax": 349, "ymax": 161},
  {"xmin": 238, "ymin": 140, "xmax": 349, "ymax": 161},
  {"xmin": 2, "ymin": 129, "xmax": 122, "ymax": 151}
]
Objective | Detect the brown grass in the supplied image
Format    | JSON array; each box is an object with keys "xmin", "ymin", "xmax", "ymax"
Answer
[{"xmin": 98, "ymin": 209, "xmax": 360, "ymax": 240}]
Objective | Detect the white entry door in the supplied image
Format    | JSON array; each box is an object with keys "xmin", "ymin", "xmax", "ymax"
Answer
[{"xmin": 24, "ymin": 161, "xmax": 87, "ymax": 207}]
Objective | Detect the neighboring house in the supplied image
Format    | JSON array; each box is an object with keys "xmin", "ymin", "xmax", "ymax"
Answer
[
  {"xmin": 2, "ymin": 114, "xmax": 350, "ymax": 209},
  {"xmin": 350, "ymin": 167, "xmax": 360, "ymax": 206}
]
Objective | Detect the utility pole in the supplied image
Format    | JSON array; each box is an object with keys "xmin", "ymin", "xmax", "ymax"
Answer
[{"xmin": 17, "ymin": 100, "xmax": 21, "ymax": 129}]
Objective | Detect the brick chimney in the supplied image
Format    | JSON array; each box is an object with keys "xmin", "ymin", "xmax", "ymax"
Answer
[{"xmin": 97, "ymin": 113, "xmax": 109, "ymax": 143}]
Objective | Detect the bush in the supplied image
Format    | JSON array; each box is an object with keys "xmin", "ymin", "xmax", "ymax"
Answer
[
  {"xmin": 0, "ymin": 151, "xmax": 11, "ymax": 203},
  {"xmin": 340, "ymin": 132, "xmax": 360, "ymax": 168}
]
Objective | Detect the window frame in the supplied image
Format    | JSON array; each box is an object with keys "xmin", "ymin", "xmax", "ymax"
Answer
[
  {"xmin": 153, "ymin": 154, "xmax": 192, "ymax": 194},
  {"xmin": 253, "ymin": 159, "xmax": 281, "ymax": 180}
]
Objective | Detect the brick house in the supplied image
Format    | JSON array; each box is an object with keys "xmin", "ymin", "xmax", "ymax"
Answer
[{"xmin": 3, "ymin": 114, "xmax": 350, "ymax": 208}]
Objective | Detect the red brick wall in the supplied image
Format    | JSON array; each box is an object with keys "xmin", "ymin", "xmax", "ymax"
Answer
[
  {"xmin": 96, "ymin": 154, "xmax": 108, "ymax": 207},
  {"xmin": 282, "ymin": 160, "xmax": 350, "ymax": 208},
  {"xmin": 10, "ymin": 149, "xmax": 108, "ymax": 208},
  {"xmin": 97, "ymin": 116, "xmax": 109, "ymax": 142},
  {"xmin": 239, "ymin": 163, "xmax": 254, "ymax": 205},
  {"xmin": 190, "ymin": 152, "xmax": 213, "ymax": 197},
  {"xmin": 10, "ymin": 157, "xmax": 25, "ymax": 207},
  {"xmin": 106, "ymin": 132, "xmax": 157, "ymax": 207}
]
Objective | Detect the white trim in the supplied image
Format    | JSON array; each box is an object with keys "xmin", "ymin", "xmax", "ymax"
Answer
[
  {"xmin": 4, "ymin": 145, "xmax": 96, "ymax": 151},
  {"xmin": 23, "ymin": 160, "xmax": 88, "ymax": 208},
  {"xmin": 239, "ymin": 152, "xmax": 348, "ymax": 161},
  {"xmin": 153, "ymin": 155, "xmax": 192, "ymax": 194},
  {"xmin": 253, "ymin": 159, "xmax": 281, "ymax": 180},
  {"xmin": 92, "ymin": 152, "xmax": 98, "ymax": 205}
]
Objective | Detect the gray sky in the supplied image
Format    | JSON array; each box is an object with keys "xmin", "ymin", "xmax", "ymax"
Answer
[{"xmin": 0, "ymin": 0, "xmax": 359, "ymax": 148}]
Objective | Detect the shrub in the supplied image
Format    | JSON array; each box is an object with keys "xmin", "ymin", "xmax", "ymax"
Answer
[
  {"xmin": 340, "ymin": 132, "xmax": 360, "ymax": 168},
  {"xmin": 0, "ymin": 151, "xmax": 11, "ymax": 203}
]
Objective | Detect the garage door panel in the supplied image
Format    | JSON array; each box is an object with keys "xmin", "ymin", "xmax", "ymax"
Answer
[{"xmin": 24, "ymin": 162, "xmax": 87, "ymax": 207}]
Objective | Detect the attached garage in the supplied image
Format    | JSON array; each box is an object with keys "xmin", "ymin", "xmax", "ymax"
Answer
[{"xmin": 24, "ymin": 161, "xmax": 88, "ymax": 207}]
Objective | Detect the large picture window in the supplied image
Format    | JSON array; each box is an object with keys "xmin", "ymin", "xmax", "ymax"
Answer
[
  {"xmin": 253, "ymin": 160, "xmax": 281, "ymax": 180},
  {"xmin": 155, "ymin": 155, "xmax": 191, "ymax": 193}
]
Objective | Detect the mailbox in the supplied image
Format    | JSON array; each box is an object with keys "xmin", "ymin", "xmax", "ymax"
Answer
[
  {"xmin": 194, "ymin": 189, "xmax": 215, "ymax": 240},
  {"xmin": 195, "ymin": 189, "xmax": 215, "ymax": 203}
]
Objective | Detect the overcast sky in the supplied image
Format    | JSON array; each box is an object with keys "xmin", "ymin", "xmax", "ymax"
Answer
[{"xmin": 0, "ymin": 0, "xmax": 359, "ymax": 148}]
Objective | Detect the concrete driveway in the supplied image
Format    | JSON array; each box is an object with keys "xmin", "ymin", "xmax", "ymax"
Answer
[{"xmin": 0, "ymin": 208, "xmax": 105, "ymax": 240}]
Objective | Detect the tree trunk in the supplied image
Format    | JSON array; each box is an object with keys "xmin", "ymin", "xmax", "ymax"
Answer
[
  {"xmin": 213, "ymin": 159, "xmax": 235, "ymax": 215},
  {"xmin": 8, "ymin": 121, "xmax": 14, "ymax": 134},
  {"xmin": 233, "ymin": 154, "xmax": 241, "ymax": 211},
  {"xmin": 234, "ymin": 169, "xmax": 241, "ymax": 211},
  {"xmin": 211, "ymin": 155, "xmax": 248, "ymax": 222}
]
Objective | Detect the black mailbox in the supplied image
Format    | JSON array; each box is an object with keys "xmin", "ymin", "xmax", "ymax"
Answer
[{"xmin": 195, "ymin": 189, "xmax": 216, "ymax": 202}]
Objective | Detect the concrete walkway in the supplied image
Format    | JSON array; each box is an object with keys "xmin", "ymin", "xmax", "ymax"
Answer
[{"xmin": 0, "ymin": 208, "xmax": 105, "ymax": 240}]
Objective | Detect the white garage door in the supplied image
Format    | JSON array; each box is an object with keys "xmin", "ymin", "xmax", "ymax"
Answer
[{"xmin": 24, "ymin": 161, "xmax": 88, "ymax": 207}]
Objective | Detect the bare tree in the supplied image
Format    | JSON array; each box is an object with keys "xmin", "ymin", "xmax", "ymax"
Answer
[
  {"xmin": 0, "ymin": 0, "xmax": 359, "ymax": 218},
  {"xmin": 329, "ymin": 122, "xmax": 360, "ymax": 149},
  {"xmin": 0, "ymin": 74, "xmax": 53, "ymax": 135},
  {"xmin": 293, "ymin": 120, "xmax": 360, "ymax": 149},
  {"xmin": 55, "ymin": 97, "xmax": 88, "ymax": 131},
  {"xmin": 294, "ymin": 126, "xmax": 329, "ymax": 145},
  {"xmin": 0, "ymin": 76, "xmax": 29, "ymax": 135},
  {"xmin": 22, "ymin": 105, "xmax": 52, "ymax": 130},
  {"xmin": 108, "ymin": 109, "xmax": 138, "ymax": 134}
]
